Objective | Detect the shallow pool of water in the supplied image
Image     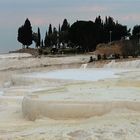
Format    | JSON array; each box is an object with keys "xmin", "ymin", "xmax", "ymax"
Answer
[
  {"xmin": 0, "ymin": 90, "xmax": 4, "ymax": 95},
  {"xmin": 25, "ymin": 68, "xmax": 128, "ymax": 81}
]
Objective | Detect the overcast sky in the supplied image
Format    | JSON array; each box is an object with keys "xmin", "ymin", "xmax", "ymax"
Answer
[{"xmin": 0, "ymin": 0, "xmax": 140, "ymax": 53}]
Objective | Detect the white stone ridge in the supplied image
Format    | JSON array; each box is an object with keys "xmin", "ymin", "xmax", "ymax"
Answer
[
  {"xmin": 22, "ymin": 96, "xmax": 140, "ymax": 121},
  {"xmin": 104, "ymin": 59, "xmax": 140, "ymax": 68},
  {"xmin": 0, "ymin": 53, "xmax": 32, "ymax": 59}
]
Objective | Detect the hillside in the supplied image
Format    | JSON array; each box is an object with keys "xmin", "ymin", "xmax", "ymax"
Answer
[{"xmin": 94, "ymin": 40, "xmax": 138, "ymax": 56}]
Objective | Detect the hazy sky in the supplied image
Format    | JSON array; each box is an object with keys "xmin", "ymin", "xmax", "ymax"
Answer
[{"xmin": 0, "ymin": 0, "xmax": 140, "ymax": 53}]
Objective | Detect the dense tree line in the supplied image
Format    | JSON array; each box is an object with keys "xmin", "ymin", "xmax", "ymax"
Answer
[
  {"xmin": 44, "ymin": 19, "xmax": 70, "ymax": 48},
  {"xmin": 17, "ymin": 16, "xmax": 140, "ymax": 54},
  {"xmin": 69, "ymin": 16, "xmax": 130, "ymax": 52}
]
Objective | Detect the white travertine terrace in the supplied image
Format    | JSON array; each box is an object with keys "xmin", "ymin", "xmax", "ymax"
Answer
[
  {"xmin": 21, "ymin": 61, "xmax": 140, "ymax": 121},
  {"xmin": 0, "ymin": 54, "xmax": 140, "ymax": 139},
  {"xmin": 22, "ymin": 96, "xmax": 140, "ymax": 121}
]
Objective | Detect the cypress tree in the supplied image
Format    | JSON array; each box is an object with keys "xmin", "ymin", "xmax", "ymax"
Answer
[
  {"xmin": 60, "ymin": 19, "xmax": 70, "ymax": 45},
  {"xmin": 41, "ymin": 39, "xmax": 44, "ymax": 47},
  {"xmin": 17, "ymin": 18, "xmax": 32, "ymax": 48},
  {"xmin": 37, "ymin": 27, "xmax": 41, "ymax": 47},
  {"xmin": 23, "ymin": 18, "xmax": 32, "ymax": 48},
  {"xmin": 17, "ymin": 25, "xmax": 25, "ymax": 48},
  {"xmin": 52, "ymin": 27, "xmax": 58, "ymax": 46},
  {"xmin": 61, "ymin": 19, "xmax": 69, "ymax": 32},
  {"xmin": 48, "ymin": 24, "xmax": 52, "ymax": 36},
  {"xmin": 44, "ymin": 30, "xmax": 48, "ymax": 47}
]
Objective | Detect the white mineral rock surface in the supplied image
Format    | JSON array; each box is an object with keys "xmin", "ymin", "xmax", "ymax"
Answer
[{"xmin": 0, "ymin": 53, "xmax": 140, "ymax": 140}]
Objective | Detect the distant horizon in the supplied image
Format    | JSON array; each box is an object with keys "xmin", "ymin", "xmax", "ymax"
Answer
[{"xmin": 0, "ymin": 0, "xmax": 140, "ymax": 53}]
